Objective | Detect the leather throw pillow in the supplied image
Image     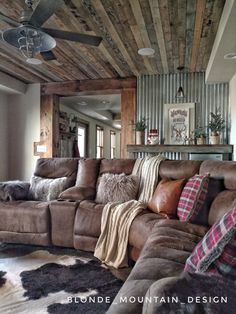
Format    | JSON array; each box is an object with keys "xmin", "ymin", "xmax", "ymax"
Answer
[
  {"xmin": 148, "ymin": 178, "xmax": 186, "ymax": 218},
  {"xmin": 95, "ymin": 173, "xmax": 139, "ymax": 204}
]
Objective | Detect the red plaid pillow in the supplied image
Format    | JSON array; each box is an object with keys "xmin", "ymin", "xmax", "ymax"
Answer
[
  {"xmin": 184, "ymin": 208, "xmax": 236, "ymax": 273},
  {"xmin": 207, "ymin": 238, "xmax": 236, "ymax": 279},
  {"xmin": 177, "ymin": 174, "xmax": 209, "ymax": 222}
]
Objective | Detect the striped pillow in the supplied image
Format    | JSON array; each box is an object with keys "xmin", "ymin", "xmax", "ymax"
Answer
[
  {"xmin": 184, "ymin": 208, "xmax": 236, "ymax": 273},
  {"xmin": 177, "ymin": 174, "xmax": 209, "ymax": 222}
]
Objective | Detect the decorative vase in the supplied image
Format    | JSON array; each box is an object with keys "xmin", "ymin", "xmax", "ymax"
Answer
[
  {"xmin": 209, "ymin": 134, "xmax": 220, "ymax": 145},
  {"xmin": 136, "ymin": 131, "xmax": 145, "ymax": 145},
  {"xmin": 196, "ymin": 137, "xmax": 206, "ymax": 145}
]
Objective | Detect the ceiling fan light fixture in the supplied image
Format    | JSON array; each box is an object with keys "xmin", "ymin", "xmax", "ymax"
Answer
[{"xmin": 2, "ymin": 26, "xmax": 56, "ymax": 60}]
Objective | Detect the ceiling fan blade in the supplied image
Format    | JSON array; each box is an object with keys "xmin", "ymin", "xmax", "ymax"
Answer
[
  {"xmin": 42, "ymin": 28, "xmax": 102, "ymax": 46},
  {"xmin": 40, "ymin": 50, "xmax": 56, "ymax": 61},
  {"xmin": 0, "ymin": 12, "xmax": 20, "ymax": 27},
  {"xmin": 29, "ymin": 0, "xmax": 64, "ymax": 27}
]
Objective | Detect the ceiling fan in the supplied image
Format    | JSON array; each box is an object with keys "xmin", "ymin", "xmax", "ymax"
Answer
[{"xmin": 0, "ymin": 0, "xmax": 102, "ymax": 64}]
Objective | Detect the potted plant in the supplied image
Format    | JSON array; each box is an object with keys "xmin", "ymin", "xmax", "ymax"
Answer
[
  {"xmin": 192, "ymin": 126, "xmax": 207, "ymax": 145},
  {"xmin": 134, "ymin": 117, "xmax": 147, "ymax": 145},
  {"xmin": 208, "ymin": 111, "xmax": 225, "ymax": 145}
]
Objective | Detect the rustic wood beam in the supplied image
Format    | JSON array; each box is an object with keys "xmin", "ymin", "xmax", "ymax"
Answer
[
  {"xmin": 121, "ymin": 88, "xmax": 136, "ymax": 158},
  {"xmin": 90, "ymin": 0, "xmax": 139, "ymax": 76},
  {"xmin": 41, "ymin": 77, "xmax": 137, "ymax": 95},
  {"xmin": 190, "ymin": 0, "xmax": 206, "ymax": 71},
  {"xmin": 40, "ymin": 95, "xmax": 60, "ymax": 157},
  {"xmin": 184, "ymin": 0, "xmax": 196, "ymax": 70},
  {"xmin": 129, "ymin": 0, "xmax": 156, "ymax": 74},
  {"xmin": 149, "ymin": 0, "xmax": 168, "ymax": 73}
]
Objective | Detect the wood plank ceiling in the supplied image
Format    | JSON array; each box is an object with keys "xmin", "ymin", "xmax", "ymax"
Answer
[{"xmin": 0, "ymin": 0, "xmax": 225, "ymax": 83}]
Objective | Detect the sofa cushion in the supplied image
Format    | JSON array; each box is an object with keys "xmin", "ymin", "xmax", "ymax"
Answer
[
  {"xmin": 34, "ymin": 158, "xmax": 78, "ymax": 189},
  {"xmin": 159, "ymin": 160, "xmax": 202, "ymax": 180},
  {"xmin": 30, "ymin": 176, "xmax": 68, "ymax": 201},
  {"xmin": 177, "ymin": 174, "xmax": 209, "ymax": 222},
  {"xmin": 59, "ymin": 186, "xmax": 95, "ymax": 201},
  {"xmin": 74, "ymin": 201, "xmax": 105, "ymax": 238},
  {"xmin": 76, "ymin": 158, "xmax": 101, "ymax": 188},
  {"xmin": 99, "ymin": 159, "xmax": 135, "ymax": 176},
  {"xmin": 184, "ymin": 208, "xmax": 236, "ymax": 273},
  {"xmin": 148, "ymin": 178, "xmax": 186, "ymax": 218},
  {"xmin": 0, "ymin": 201, "xmax": 49, "ymax": 233},
  {"xmin": 95, "ymin": 173, "xmax": 139, "ymax": 204}
]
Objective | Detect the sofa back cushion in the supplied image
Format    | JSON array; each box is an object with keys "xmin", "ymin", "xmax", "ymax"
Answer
[
  {"xmin": 208, "ymin": 190, "xmax": 236, "ymax": 226},
  {"xmin": 159, "ymin": 160, "xmax": 202, "ymax": 180},
  {"xmin": 76, "ymin": 158, "xmax": 101, "ymax": 188},
  {"xmin": 99, "ymin": 159, "xmax": 135, "ymax": 177},
  {"xmin": 200, "ymin": 160, "xmax": 236, "ymax": 190},
  {"xmin": 34, "ymin": 158, "xmax": 78, "ymax": 189}
]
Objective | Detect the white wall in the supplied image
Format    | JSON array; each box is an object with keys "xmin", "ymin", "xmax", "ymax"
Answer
[
  {"xmin": 8, "ymin": 84, "xmax": 40, "ymax": 180},
  {"xmin": 0, "ymin": 92, "xmax": 8, "ymax": 180},
  {"xmin": 60, "ymin": 104, "xmax": 121, "ymax": 158},
  {"xmin": 229, "ymin": 73, "xmax": 236, "ymax": 160}
]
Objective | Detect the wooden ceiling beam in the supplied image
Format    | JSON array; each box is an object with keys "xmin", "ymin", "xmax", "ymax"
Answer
[
  {"xmin": 169, "ymin": 0, "xmax": 180, "ymax": 71},
  {"xmin": 149, "ymin": 0, "xmax": 168, "ymax": 73},
  {"xmin": 41, "ymin": 77, "xmax": 137, "ymax": 95},
  {"xmin": 190, "ymin": 0, "xmax": 206, "ymax": 72},
  {"xmin": 184, "ymin": 0, "xmax": 196, "ymax": 71},
  {"xmin": 87, "ymin": 0, "xmax": 139, "ymax": 76},
  {"xmin": 72, "ymin": 0, "xmax": 128, "ymax": 77},
  {"xmin": 129, "ymin": 0, "xmax": 157, "ymax": 74},
  {"xmin": 177, "ymin": 0, "xmax": 187, "ymax": 68}
]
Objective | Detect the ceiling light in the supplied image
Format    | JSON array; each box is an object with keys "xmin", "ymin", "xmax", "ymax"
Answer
[
  {"xmin": 138, "ymin": 48, "xmax": 155, "ymax": 56},
  {"xmin": 176, "ymin": 66, "xmax": 185, "ymax": 99},
  {"xmin": 78, "ymin": 101, "xmax": 87, "ymax": 106},
  {"xmin": 26, "ymin": 58, "xmax": 42, "ymax": 65},
  {"xmin": 224, "ymin": 53, "xmax": 236, "ymax": 60}
]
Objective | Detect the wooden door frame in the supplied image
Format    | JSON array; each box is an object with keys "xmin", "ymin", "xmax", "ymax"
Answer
[{"xmin": 40, "ymin": 77, "xmax": 136, "ymax": 158}]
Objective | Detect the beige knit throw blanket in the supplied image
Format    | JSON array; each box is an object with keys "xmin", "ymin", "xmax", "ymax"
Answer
[{"xmin": 94, "ymin": 155, "xmax": 165, "ymax": 268}]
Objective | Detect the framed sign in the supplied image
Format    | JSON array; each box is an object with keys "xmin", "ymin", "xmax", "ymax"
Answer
[{"xmin": 163, "ymin": 103, "xmax": 195, "ymax": 144}]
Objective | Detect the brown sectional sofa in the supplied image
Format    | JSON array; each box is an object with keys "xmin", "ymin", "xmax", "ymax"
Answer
[{"xmin": 0, "ymin": 157, "xmax": 236, "ymax": 313}]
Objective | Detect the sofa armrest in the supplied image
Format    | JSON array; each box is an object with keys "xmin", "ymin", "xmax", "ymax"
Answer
[
  {"xmin": 0, "ymin": 181, "xmax": 30, "ymax": 201},
  {"xmin": 59, "ymin": 186, "xmax": 95, "ymax": 201}
]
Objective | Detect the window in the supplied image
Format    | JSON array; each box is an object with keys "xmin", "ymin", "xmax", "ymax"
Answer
[
  {"xmin": 78, "ymin": 122, "xmax": 88, "ymax": 158},
  {"xmin": 110, "ymin": 131, "xmax": 116, "ymax": 158},
  {"xmin": 96, "ymin": 126, "xmax": 104, "ymax": 158}
]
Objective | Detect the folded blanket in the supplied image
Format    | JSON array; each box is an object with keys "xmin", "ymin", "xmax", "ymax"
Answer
[{"xmin": 94, "ymin": 155, "xmax": 165, "ymax": 268}]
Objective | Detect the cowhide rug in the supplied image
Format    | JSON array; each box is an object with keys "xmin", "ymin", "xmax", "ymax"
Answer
[{"xmin": 0, "ymin": 250, "xmax": 123, "ymax": 314}]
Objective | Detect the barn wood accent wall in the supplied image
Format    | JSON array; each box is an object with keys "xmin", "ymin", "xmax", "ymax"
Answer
[{"xmin": 40, "ymin": 78, "xmax": 136, "ymax": 158}]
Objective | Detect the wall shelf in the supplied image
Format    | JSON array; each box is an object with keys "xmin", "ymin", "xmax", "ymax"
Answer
[{"xmin": 127, "ymin": 144, "xmax": 233, "ymax": 160}]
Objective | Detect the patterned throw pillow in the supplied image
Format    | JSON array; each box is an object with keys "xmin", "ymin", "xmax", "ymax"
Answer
[
  {"xmin": 207, "ymin": 238, "xmax": 236, "ymax": 279},
  {"xmin": 177, "ymin": 174, "xmax": 209, "ymax": 222},
  {"xmin": 30, "ymin": 176, "xmax": 68, "ymax": 201},
  {"xmin": 184, "ymin": 208, "xmax": 236, "ymax": 273}
]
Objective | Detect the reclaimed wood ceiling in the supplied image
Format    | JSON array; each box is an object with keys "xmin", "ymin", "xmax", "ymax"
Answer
[{"xmin": 0, "ymin": 0, "xmax": 225, "ymax": 83}]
